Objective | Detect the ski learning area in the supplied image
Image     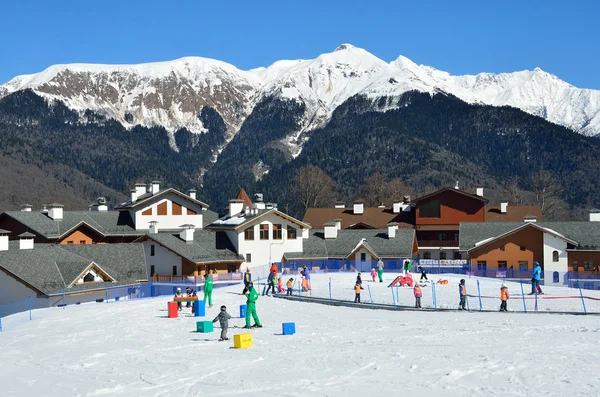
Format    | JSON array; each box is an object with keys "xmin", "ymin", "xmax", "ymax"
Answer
[{"xmin": 1, "ymin": 272, "xmax": 599, "ymax": 397}]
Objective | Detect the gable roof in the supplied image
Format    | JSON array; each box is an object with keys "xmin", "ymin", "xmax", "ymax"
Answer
[
  {"xmin": 235, "ymin": 189, "xmax": 253, "ymax": 208},
  {"xmin": 284, "ymin": 229, "xmax": 415, "ymax": 260},
  {"xmin": 302, "ymin": 207, "xmax": 415, "ymax": 229},
  {"xmin": 206, "ymin": 208, "xmax": 311, "ymax": 231},
  {"xmin": 115, "ymin": 188, "xmax": 209, "ymax": 210},
  {"xmin": 459, "ymin": 221, "xmax": 600, "ymax": 251},
  {"xmin": 485, "ymin": 205, "xmax": 543, "ymax": 222},
  {"xmin": 346, "ymin": 238, "xmax": 379, "ymax": 259},
  {"xmin": 411, "ymin": 187, "xmax": 489, "ymax": 204},
  {"xmin": 146, "ymin": 230, "xmax": 243, "ymax": 264}
]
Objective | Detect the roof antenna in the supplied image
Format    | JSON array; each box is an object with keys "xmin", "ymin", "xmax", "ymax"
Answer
[{"xmin": 455, "ymin": 181, "xmax": 459, "ymax": 189}]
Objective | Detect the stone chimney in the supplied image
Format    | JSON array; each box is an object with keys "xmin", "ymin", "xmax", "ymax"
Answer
[
  {"xmin": 0, "ymin": 229, "xmax": 9, "ymax": 251},
  {"xmin": 353, "ymin": 200, "xmax": 364, "ymax": 215},
  {"xmin": 20, "ymin": 204, "xmax": 32, "ymax": 212},
  {"xmin": 590, "ymin": 209, "xmax": 600, "ymax": 222},
  {"xmin": 149, "ymin": 221, "xmax": 159, "ymax": 234},
  {"xmin": 388, "ymin": 222, "xmax": 398, "ymax": 239},
  {"xmin": 48, "ymin": 204, "xmax": 64, "ymax": 221},
  {"xmin": 334, "ymin": 218, "xmax": 342, "ymax": 230},
  {"xmin": 179, "ymin": 224, "xmax": 195, "ymax": 242},
  {"xmin": 476, "ymin": 187, "xmax": 484, "ymax": 197},
  {"xmin": 500, "ymin": 201, "xmax": 508, "ymax": 214},
  {"xmin": 524, "ymin": 215, "xmax": 537, "ymax": 223},
  {"xmin": 334, "ymin": 201, "xmax": 345, "ymax": 209},
  {"xmin": 229, "ymin": 199, "xmax": 244, "ymax": 217},
  {"xmin": 324, "ymin": 221, "xmax": 338, "ymax": 239},
  {"xmin": 188, "ymin": 189, "xmax": 197, "ymax": 200},
  {"xmin": 18, "ymin": 232, "xmax": 35, "ymax": 250},
  {"xmin": 150, "ymin": 180, "xmax": 160, "ymax": 195}
]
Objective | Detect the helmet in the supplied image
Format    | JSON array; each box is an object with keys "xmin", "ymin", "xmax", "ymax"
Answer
[
  {"xmin": 177, "ymin": 287, "xmax": 181, "ymax": 292},
  {"xmin": 220, "ymin": 305, "xmax": 226, "ymax": 311},
  {"xmin": 460, "ymin": 279, "xmax": 465, "ymax": 284},
  {"xmin": 248, "ymin": 282, "xmax": 254, "ymax": 288},
  {"xmin": 534, "ymin": 261, "xmax": 540, "ymax": 266},
  {"xmin": 246, "ymin": 268, "xmax": 250, "ymax": 272},
  {"xmin": 501, "ymin": 283, "xmax": 507, "ymax": 288}
]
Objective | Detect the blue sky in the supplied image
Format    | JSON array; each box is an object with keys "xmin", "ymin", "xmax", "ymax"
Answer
[{"xmin": 1, "ymin": 0, "xmax": 598, "ymax": 88}]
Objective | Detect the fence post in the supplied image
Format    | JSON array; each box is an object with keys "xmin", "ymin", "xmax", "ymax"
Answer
[
  {"xmin": 534, "ymin": 291, "xmax": 538, "ymax": 312},
  {"xmin": 392, "ymin": 285, "xmax": 396, "ymax": 310},
  {"xmin": 367, "ymin": 285, "xmax": 374, "ymax": 310},
  {"xmin": 105, "ymin": 286, "xmax": 109, "ymax": 303},
  {"xmin": 29, "ymin": 296, "xmax": 32, "ymax": 321},
  {"xmin": 477, "ymin": 280, "xmax": 482, "ymax": 312},
  {"xmin": 432, "ymin": 282, "xmax": 437, "ymax": 310},
  {"xmin": 578, "ymin": 283, "xmax": 587, "ymax": 315},
  {"xmin": 328, "ymin": 277, "xmax": 332, "ymax": 306},
  {"xmin": 520, "ymin": 281, "xmax": 527, "ymax": 313}
]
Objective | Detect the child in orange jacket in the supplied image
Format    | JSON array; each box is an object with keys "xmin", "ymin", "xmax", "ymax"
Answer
[
  {"xmin": 354, "ymin": 282, "xmax": 361, "ymax": 303},
  {"xmin": 413, "ymin": 284, "xmax": 423, "ymax": 308},
  {"xmin": 500, "ymin": 283, "xmax": 509, "ymax": 312}
]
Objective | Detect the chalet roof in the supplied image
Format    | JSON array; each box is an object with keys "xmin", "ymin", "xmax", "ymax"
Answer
[
  {"xmin": 302, "ymin": 207, "xmax": 415, "ymax": 230},
  {"xmin": 485, "ymin": 205, "xmax": 543, "ymax": 222},
  {"xmin": 284, "ymin": 229, "xmax": 415, "ymax": 260},
  {"xmin": 115, "ymin": 188, "xmax": 208, "ymax": 210},
  {"xmin": 235, "ymin": 188, "xmax": 253, "ymax": 208},
  {"xmin": 206, "ymin": 208, "xmax": 311, "ymax": 231},
  {"xmin": 146, "ymin": 230, "xmax": 243, "ymax": 264},
  {"xmin": 459, "ymin": 222, "xmax": 600, "ymax": 251},
  {"xmin": 0, "ymin": 243, "xmax": 147, "ymax": 296},
  {"xmin": 411, "ymin": 187, "xmax": 489, "ymax": 204}
]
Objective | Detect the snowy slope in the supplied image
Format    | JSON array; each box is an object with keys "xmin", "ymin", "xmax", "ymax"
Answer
[
  {"xmin": 1, "ymin": 44, "xmax": 600, "ymax": 145},
  {"xmin": 1, "ymin": 273, "xmax": 599, "ymax": 397}
]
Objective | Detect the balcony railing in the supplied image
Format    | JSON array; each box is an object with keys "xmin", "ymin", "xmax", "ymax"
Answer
[{"xmin": 417, "ymin": 240, "xmax": 460, "ymax": 248}]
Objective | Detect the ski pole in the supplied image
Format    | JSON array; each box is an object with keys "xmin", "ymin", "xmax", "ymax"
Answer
[
  {"xmin": 520, "ymin": 281, "xmax": 527, "ymax": 313},
  {"xmin": 579, "ymin": 283, "xmax": 587, "ymax": 315},
  {"xmin": 477, "ymin": 280, "xmax": 482, "ymax": 312}
]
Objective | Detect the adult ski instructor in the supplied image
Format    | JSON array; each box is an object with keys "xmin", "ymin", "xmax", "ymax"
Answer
[
  {"xmin": 530, "ymin": 261, "xmax": 543, "ymax": 295},
  {"xmin": 376, "ymin": 259, "xmax": 384, "ymax": 282},
  {"xmin": 243, "ymin": 282, "xmax": 262, "ymax": 329}
]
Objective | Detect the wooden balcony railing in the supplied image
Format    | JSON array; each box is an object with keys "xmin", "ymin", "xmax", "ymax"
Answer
[{"xmin": 417, "ymin": 240, "xmax": 460, "ymax": 248}]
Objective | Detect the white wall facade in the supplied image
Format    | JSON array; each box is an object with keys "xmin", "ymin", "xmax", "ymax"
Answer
[
  {"xmin": 134, "ymin": 192, "xmax": 204, "ymax": 230},
  {"xmin": 543, "ymin": 233, "xmax": 569, "ymax": 285},
  {"xmin": 143, "ymin": 240, "xmax": 182, "ymax": 277},
  {"xmin": 0, "ymin": 268, "xmax": 39, "ymax": 305},
  {"xmin": 354, "ymin": 248, "xmax": 373, "ymax": 272},
  {"xmin": 236, "ymin": 213, "xmax": 304, "ymax": 274}
]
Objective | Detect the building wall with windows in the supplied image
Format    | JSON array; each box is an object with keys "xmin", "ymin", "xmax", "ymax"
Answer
[
  {"xmin": 143, "ymin": 240, "xmax": 182, "ymax": 278},
  {"xmin": 59, "ymin": 228, "xmax": 98, "ymax": 245},
  {"xmin": 568, "ymin": 251, "xmax": 600, "ymax": 273},
  {"xmin": 416, "ymin": 191, "xmax": 485, "ymax": 226},
  {"xmin": 542, "ymin": 233, "xmax": 569, "ymax": 285},
  {"xmin": 134, "ymin": 193, "xmax": 204, "ymax": 230},
  {"xmin": 352, "ymin": 248, "xmax": 374, "ymax": 272}
]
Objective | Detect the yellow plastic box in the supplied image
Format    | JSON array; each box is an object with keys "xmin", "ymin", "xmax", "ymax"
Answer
[{"xmin": 233, "ymin": 333, "xmax": 253, "ymax": 349}]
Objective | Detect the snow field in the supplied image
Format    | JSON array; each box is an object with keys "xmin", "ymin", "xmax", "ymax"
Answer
[{"xmin": 0, "ymin": 273, "xmax": 599, "ymax": 396}]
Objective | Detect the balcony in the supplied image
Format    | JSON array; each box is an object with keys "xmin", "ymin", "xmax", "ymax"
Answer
[{"xmin": 417, "ymin": 240, "xmax": 460, "ymax": 248}]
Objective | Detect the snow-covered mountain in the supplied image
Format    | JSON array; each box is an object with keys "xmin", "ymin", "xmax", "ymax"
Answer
[{"xmin": 2, "ymin": 43, "xmax": 599, "ymax": 146}]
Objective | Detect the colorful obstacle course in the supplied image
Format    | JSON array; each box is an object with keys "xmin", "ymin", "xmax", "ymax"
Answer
[
  {"xmin": 196, "ymin": 321, "xmax": 213, "ymax": 333},
  {"xmin": 194, "ymin": 301, "xmax": 205, "ymax": 317},
  {"xmin": 233, "ymin": 333, "xmax": 252, "ymax": 349},
  {"xmin": 173, "ymin": 297, "xmax": 199, "ymax": 302},
  {"xmin": 388, "ymin": 275, "xmax": 414, "ymax": 288},
  {"xmin": 239, "ymin": 304, "xmax": 247, "ymax": 318},
  {"xmin": 167, "ymin": 302, "xmax": 178, "ymax": 318},
  {"xmin": 282, "ymin": 322, "xmax": 295, "ymax": 335}
]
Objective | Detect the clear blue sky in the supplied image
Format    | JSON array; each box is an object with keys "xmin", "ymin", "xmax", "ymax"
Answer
[{"xmin": 1, "ymin": 0, "xmax": 598, "ymax": 89}]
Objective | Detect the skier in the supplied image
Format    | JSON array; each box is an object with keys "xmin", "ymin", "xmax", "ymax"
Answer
[
  {"xmin": 458, "ymin": 279, "xmax": 467, "ymax": 311},
  {"xmin": 356, "ymin": 273, "xmax": 364, "ymax": 289},
  {"xmin": 404, "ymin": 260, "xmax": 412, "ymax": 275},
  {"xmin": 204, "ymin": 273, "xmax": 214, "ymax": 307},
  {"xmin": 270, "ymin": 263, "xmax": 278, "ymax": 277},
  {"xmin": 300, "ymin": 265, "xmax": 310, "ymax": 289},
  {"xmin": 265, "ymin": 270, "xmax": 276, "ymax": 296},
  {"xmin": 370, "ymin": 268, "xmax": 377, "ymax": 282},
  {"xmin": 354, "ymin": 282, "xmax": 362, "ymax": 303},
  {"xmin": 213, "ymin": 305, "xmax": 232, "ymax": 341},
  {"xmin": 414, "ymin": 283, "xmax": 423, "ymax": 308},
  {"xmin": 377, "ymin": 259, "xmax": 384, "ymax": 282},
  {"xmin": 418, "ymin": 265, "xmax": 428, "ymax": 281},
  {"xmin": 243, "ymin": 268, "xmax": 252, "ymax": 294},
  {"xmin": 185, "ymin": 287, "xmax": 193, "ymax": 308},
  {"xmin": 174, "ymin": 287, "xmax": 183, "ymax": 312},
  {"xmin": 500, "ymin": 283, "xmax": 509, "ymax": 312},
  {"xmin": 243, "ymin": 282, "xmax": 262, "ymax": 329},
  {"xmin": 530, "ymin": 262, "xmax": 543, "ymax": 295},
  {"xmin": 286, "ymin": 278, "xmax": 294, "ymax": 296},
  {"xmin": 277, "ymin": 276, "xmax": 284, "ymax": 293}
]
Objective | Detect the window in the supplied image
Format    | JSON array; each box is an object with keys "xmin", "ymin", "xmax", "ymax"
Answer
[
  {"xmin": 172, "ymin": 266, "xmax": 177, "ymax": 276},
  {"xmin": 272, "ymin": 224, "xmax": 282, "ymax": 240},
  {"xmin": 246, "ymin": 253, "xmax": 252, "ymax": 263},
  {"xmin": 518, "ymin": 261, "xmax": 528, "ymax": 270},
  {"xmin": 584, "ymin": 261, "xmax": 594, "ymax": 271},
  {"xmin": 150, "ymin": 245, "xmax": 155, "ymax": 257},
  {"xmin": 520, "ymin": 245, "xmax": 526, "ymax": 251},
  {"xmin": 498, "ymin": 261, "xmax": 508, "ymax": 270},
  {"xmin": 287, "ymin": 225, "xmax": 297, "ymax": 240},
  {"xmin": 453, "ymin": 251, "xmax": 462, "ymax": 260},
  {"xmin": 423, "ymin": 251, "xmax": 431, "ymax": 260},
  {"xmin": 477, "ymin": 261, "xmax": 487, "ymax": 271},
  {"xmin": 499, "ymin": 245, "xmax": 505, "ymax": 251},
  {"xmin": 227, "ymin": 264, "xmax": 237, "ymax": 273},
  {"xmin": 419, "ymin": 199, "xmax": 441, "ymax": 218},
  {"xmin": 439, "ymin": 251, "xmax": 447, "ymax": 260},
  {"xmin": 244, "ymin": 227, "xmax": 254, "ymax": 241},
  {"xmin": 80, "ymin": 240, "xmax": 86, "ymax": 245},
  {"xmin": 157, "ymin": 201, "xmax": 167, "ymax": 216},
  {"xmin": 552, "ymin": 250, "xmax": 559, "ymax": 262},
  {"xmin": 438, "ymin": 233, "xmax": 446, "ymax": 241},
  {"xmin": 360, "ymin": 253, "xmax": 366, "ymax": 262},
  {"xmin": 150, "ymin": 265, "xmax": 155, "ymax": 276},
  {"xmin": 172, "ymin": 202, "xmax": 182, "ymax": 215},
  {"xmin": 259, "ymin": 224, "xmax": 269, "ymax": 240},
  {"xmin": 553, "ymin": 271, "xmax": 559, "ymax": 283},
  {"xmin": 83, "ymin": 273, "xmax": 95, "ymax": 283},
  {"xmin": 572, "ymin": 261, "xmax": 579, "ymax": 272},
  {"xmin": 67, "ymin": 241, "xmax": 73, "ymax": 244},
  {"xmin": 454, "ymin": 233, "xmax": 459, "ymax": 241}
]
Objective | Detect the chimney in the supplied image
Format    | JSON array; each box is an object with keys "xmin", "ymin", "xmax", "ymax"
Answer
[
  {"xmin": 229, "ymin": 199, "xmax": 244, "ymax": 217},
  {"xmin": 524, "ymin": 215, "xmax": 537, "ymax": 223},
  {"xmin": 334, "ymin": 201, "xmax": 345, "ymax": 209},
  {"xmin": 179, "ymin": 224, "xmax": 195, "ymax": 242},
  {"xmin": 131, "ymin": 189, "xmax": 138, "ymax": 202},
  {"xmin": 48, "ymin": 204, "xmax": 64, "ymax": 220},
  {"xmin": 20, "ymin": 204, "xmax": 32, "ymax": 212},
  {"xmin": 590, "ymin": 209, "xmax": 600, "ymax": 222},
  {"xmin": 265, "ymin": 203, "xmax": 274, "ymax": 210},
  {"xmin": 353, "ymin": 200, "xmax": 364, "ymax": 215},
  {"xmin": 334, "ymin": 218, "xmax": 342, "ymax": 230},
  {"xmin": 135, "ymin": 183, "xmax": 146, "ymax": 199},
  {"xmin": 500, "ymin": 201, "xmax": 508, "ymax": 214},
  {"xmin": 392, "ymin": 202, "xmax": 402, "ymax": 213},
  {"xmin": 324, "ymin": 221, "xmax": 338, "ymax": 239},
  {"xmin": 253, "ymin": 194, "xmax": 266, "ymax": 210},
  {"xmin": 388, "ymin": 222, "xmax": 398, "ymax": 239},
  {"xmin": 18, "ymin": 232, "xmax": 35, "ymax": 250},
  {"xmin": 254, "ymin": 193, "xmax": 264, "ymax": 202},
  {"xmin": 476, "ymin": 187, "xmax": 484, "ymax": 197},
  {"xmin": 41, "ymin": 204, "xmax": 48, "ymax": 214},
  {"xmin": 150, "ymin": 180, "xmax": 160, "ymax": 195},
  {"xmin": 455, "ymin": 181, "xmax": 459, "ymax": 189},
  {"xmin": 0, "ymin": 229, "xmax": 9, "ymax": 251},
  {"xmin": 402, "ymin": 196, "xmax": 411, "ymax": 212},
  {"xmin": 94, "ymin": 197, "xmax": 108, "ymax": 212},
  {"xmin": 302, "ymin": 227, "xmax": 310, "ymax": 239},
  {"xmin": 188, "ymin": 189, "xmax": 197, "ymax": 200},
  {"xmin": 377, "ymin": 202, "xmax": 386, "ymax": 208},
  {"xmin": 149, "ymin": 221, "xmax": 159, "ymax": 234}
]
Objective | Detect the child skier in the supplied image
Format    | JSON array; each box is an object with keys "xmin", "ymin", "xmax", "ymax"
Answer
[
  {"xmin": 191, "ymin": 291, "xmax": 197, "ymax": 313},
  {"xmin": 356, "ymin": 273, "xmax": 363, "ymax": 288},
  {"xmin": 243, "ymin": 268, "xmax": 252, "ymax": 295},
  {"xmin": 174, "ymin": 287, "xmax": 183, "ymax": 311},
  {"xmin": 243, "ymin": 282, "xmax": 262, "ymax": 329},
  {"xmin": 370, "ymin": 268, "xmax": 377, "ymax": 282},
  {"xmin": 277, "ymin": 276, "xmax": 284, "ymax": 293},
  {"xmin": 286, "ymin": 278, "xmax": 294, "ymax": 295},
  {"xmin": 301, "ymin": 276, "xmax": 309, "ymax": 292},
  {"xmin": 414, "ymin": 283, "xmax": 423, "ymax": 308},
  {"xmin": 185, "ymin": 287, "xmax": 192, "ymax": 308},
  {"xmin": 354, "ymin": 282, "xmax": 361, "ymax": 303},
  {"xmin": 459, "ymin": 279, "xmax": 467, "ymax": 311},
  {"xmin": 418, "ymin": 266, "xmax": 428, "ymax": 281},
  {"xmin": 266, "ymin": 271, "xmax": 276, "ymax": 296},
  {"xmin": 204, "ymin": 273, "xmax": 214, "ymax": 308},
  {"xmin": 213, "ymin": 305, "xmax": 232, "ymax": 341},
  {"xmin": 500, "ymin": 283, "xmax": 509, "ymax": 312}
]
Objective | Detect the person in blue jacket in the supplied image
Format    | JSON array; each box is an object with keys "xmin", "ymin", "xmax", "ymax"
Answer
[{"xmin": 530, "ymin": 261, "xmax": 543, "ymax": 295}]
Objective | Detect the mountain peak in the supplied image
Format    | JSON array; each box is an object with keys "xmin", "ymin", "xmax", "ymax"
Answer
[{"xmin": 334, "ymin": 43, "xmax": 357, "ymax": 52}]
